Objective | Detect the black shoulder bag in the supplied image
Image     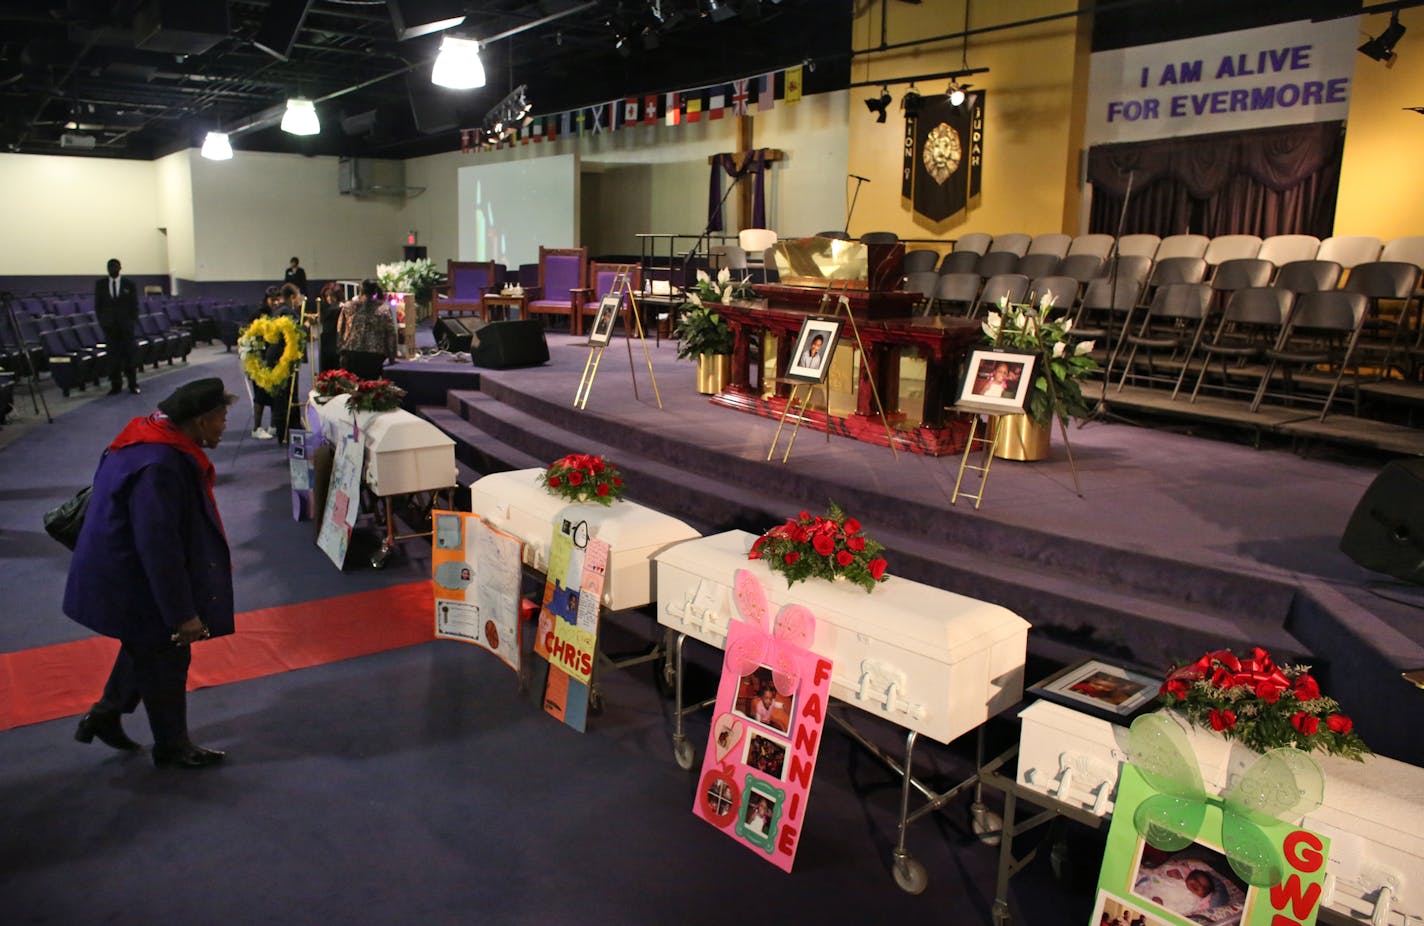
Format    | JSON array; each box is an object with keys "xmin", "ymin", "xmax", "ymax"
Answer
[{"xmin": 43, "ymin": 485, "xmax": 92, "ymax": 550}]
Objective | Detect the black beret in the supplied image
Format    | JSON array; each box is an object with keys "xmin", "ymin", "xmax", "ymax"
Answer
[{"xmin": 158, "ymin": 378, "xmax": 237, "ymax": 423}]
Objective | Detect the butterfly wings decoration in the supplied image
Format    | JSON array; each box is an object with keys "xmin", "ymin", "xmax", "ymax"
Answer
[
  {"xmin": 1127, "ymin": 712, "xmax": 1324, "ymax": 888},
  {"xmin": 729, "ymin": 569, "xmax": 814, "ymax": 695}
]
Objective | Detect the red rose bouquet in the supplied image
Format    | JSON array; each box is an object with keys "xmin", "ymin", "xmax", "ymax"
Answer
[
  {"xmin": 539, "ymin": 453, "xmax": 625, "ymax": 506},
  {"xmin": 1159, "ymin": 646, "xmax": 1370, "ymax": 759},
  {"xmin": 314, "ymin": 368, "xmax": 360, "ymax": 399},
  {"xmin": 347, "ymin": 377, "xmax": 406, "ymax": 412},
  {"xmin": 748, "ymin": 501, "xmax": 888, "ymax": 593}
]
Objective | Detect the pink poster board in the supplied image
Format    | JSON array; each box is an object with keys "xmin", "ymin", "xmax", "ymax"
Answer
[{"xmin": 691, "ymin": 569, "xmax": 833, "ymax": 873}]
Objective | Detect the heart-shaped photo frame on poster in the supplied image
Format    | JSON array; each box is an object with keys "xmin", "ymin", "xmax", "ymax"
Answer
[{"xmin": 713, "ymin": 712, "xmax": 747, "ymax": 762}]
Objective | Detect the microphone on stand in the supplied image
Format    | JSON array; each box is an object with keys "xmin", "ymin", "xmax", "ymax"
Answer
[{"xmin": 849, "ymin": 173, "xmax": 872, "ymax": 183}]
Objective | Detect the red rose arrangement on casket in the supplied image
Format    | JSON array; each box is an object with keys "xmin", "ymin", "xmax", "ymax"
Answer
[
  {"xmin": 1159, "ymin": 646, "xmax": 1370, "ymax": 759},
  {"xmin": 314, "ymin": 368, "xmax": 360, "ymax": 398},
  {"xmin": 539, "ymin": 453, "xmax": 625, "ymax": 507},
  {"xmin": 749, "ymin": 501, "xmax": 888, "ymax": 594},
  {"xmin": 347, "ymin": 377, "xmax": 406, "ymax": 412}
]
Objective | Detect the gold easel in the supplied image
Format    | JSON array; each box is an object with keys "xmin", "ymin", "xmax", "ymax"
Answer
[
  {"xmin": 573, "ymin": 265, "xmax": 663, "ymax": 411},
  {"xmin": 950, "ymin": 413, "xmax": 1007, "ymax": 509},
  {"xmin": 767, "ymin": 283, "xmax": 900, "ymax": 463}
]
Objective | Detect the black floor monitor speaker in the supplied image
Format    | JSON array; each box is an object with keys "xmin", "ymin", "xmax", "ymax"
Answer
[
  {"xmin": 434, "ymin": 316, "xmax": 477, "ymax": 352},
  {"xmin": 471, "ymin": 320, "xmax": 549, "ymax": 369},
  {"xmin": 1341, "ymin": 459, "xmax": 1424, "ymax": 584}
]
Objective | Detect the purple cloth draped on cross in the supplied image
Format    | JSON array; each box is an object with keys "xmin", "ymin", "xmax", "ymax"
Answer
[{"xmin": 707, "ymin": 149, "xmax": 768, "ymax": 232}]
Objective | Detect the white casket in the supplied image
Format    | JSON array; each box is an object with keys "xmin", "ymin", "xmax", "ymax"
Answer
[
  {"xmin": 305, "ymin": 393, "xmax": 456, "ymax": 497},
  {"xmin": 469, "ymin": 468, "xmax": 699, "ymax": 611},
  {"xmin": 655, "ymin": 529, "xmax": 1030, "ymax": 745},
  {"xmin": 1017, "ymin": 700, "xmax": 1424, "ymax": 924},
  {"xmin": 363, "ymin": 411, "xmax": 456, "ymax": 497}
]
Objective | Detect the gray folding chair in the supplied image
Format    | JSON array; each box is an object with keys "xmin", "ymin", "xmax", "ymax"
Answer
[
  {"xmin": 1016, "ymin": 253, "xmax": 1061, "ymax": 281},
  {"xmin": 930, "ymin": 273, "xmax": 982, "ymax": 316},
  {"xmin": 1189, "ymin": 287, "xmax": 1293, "ymax": 403},
  {"xmin": 903, "ymin": 249, "xmax": 940, "ymax": 274},
  {"xmin": 1251, "ymin": 290, "xmax": 1368, "ymax": 420},
  {"xmin": 1275, "ymin": 260, "xmax": 1342, "ymax": 294},
  {"xmin": 1116, "ymin": 282, "xmax": 1213, "ymax": 395},
  {"xmin": 973, "ymin": 273, "xmax": 1030, "ymax": 319}
]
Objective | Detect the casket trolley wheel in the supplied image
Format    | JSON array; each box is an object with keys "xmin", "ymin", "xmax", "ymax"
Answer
[
  {"xmin": 891, "ymin": 851, "xmax": 928, "ymax": 894},
  {"xmin": 672, "ymin": 735, "xmax": 696, "ymax": 771}
]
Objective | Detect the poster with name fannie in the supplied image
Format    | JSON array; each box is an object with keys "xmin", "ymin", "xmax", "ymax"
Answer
[{"xmin": 1085, "ymin": 17, "xmax": 1358, "ymax": 145}]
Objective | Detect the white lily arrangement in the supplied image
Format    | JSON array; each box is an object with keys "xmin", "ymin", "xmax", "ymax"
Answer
[
  {"xmin": 981, "ymin": 293, "xmax": 1100, "ymax": 427},
  {"xmin": 686, "ymin": 266, "xmax": 756, "ymax": 306}
]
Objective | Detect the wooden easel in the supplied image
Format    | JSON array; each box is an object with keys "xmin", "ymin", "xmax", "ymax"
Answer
[
  {"xmin": 767, "ymin": 283, "xmax": 900, "ymax": 463},
  {"xmin": 573, "ymin": 265, "xmax": 663, "ymax": 411}
]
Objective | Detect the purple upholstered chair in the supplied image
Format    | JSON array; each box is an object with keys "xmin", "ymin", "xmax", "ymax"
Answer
[
  {"xmin": 438, "ymin": 260, "xmax": 502, "ymax": 319},
  {"xmin": 528, "ymin": 246, "xmax": 588, "ymax": 334},
  {"xmin": 579, "ymin": 262, "xmax": 644, "ymax": 335}
]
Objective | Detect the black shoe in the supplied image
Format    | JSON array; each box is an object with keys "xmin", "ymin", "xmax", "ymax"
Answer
[
  {"xmin": 75, "ymin": 710, "xmax": 141, "ymax": 751},
  {"xmin": 128, "ymin": 384, "xmax": 141, "ymax": 395},
  {"xmin": 152, "ymin": 742, "xmax": 225, "ymax": 769},
  {"xmin": 107, "ymin": 384, "xmax": 122, "ymax": 395}
]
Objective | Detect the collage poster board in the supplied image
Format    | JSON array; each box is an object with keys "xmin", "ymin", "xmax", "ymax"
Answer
[
  {"xmin": 288, "ymin": 429, "xmax": 316, "ymax": 521},
  {"xmin": 532, "ymin": 520, "xmax": 608, "ymax": 732},
  {"xmin": 692, "ymin": 618, "xmax": 834, "ymax": 873},
  {"xmin": 431, "ymin": 509, "xmax": 524, "ymax": 673},
  {"xmin": 315, "ymin": 422, "xmax": 363, "ymax": 569},
  {"xmin": 1094, "ymin": 764, "xmax": 1330, "ymax": 926}
]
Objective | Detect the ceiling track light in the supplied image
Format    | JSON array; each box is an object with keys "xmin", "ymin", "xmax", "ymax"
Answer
[
  {"xmin": 431, "ymin": 35, "xmax": 486, "ymax": 89},
  {"xmin": 864, "ymin": 86, "xmax": 892, "ymax": 123},
  {"xmin": 201, "ymin": 130, "xmax": 233, "ymax": 159},
  {"xmin": 1359, "ymin": 11, "xmax": 1406, "ymax": 63},
  {"xmin": 280, "ymin": 97, "xmax": 320, "ymax": 135}
]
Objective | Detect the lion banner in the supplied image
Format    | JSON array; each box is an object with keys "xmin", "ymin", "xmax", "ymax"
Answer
[{"xmin": 905, "ymin": 92, "xmax": 984, "ymax": 223}]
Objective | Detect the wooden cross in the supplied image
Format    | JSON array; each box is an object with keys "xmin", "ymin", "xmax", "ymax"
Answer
[{"xmin": 707, "ymin": 115, "xmax": 785, "ymax": 231}]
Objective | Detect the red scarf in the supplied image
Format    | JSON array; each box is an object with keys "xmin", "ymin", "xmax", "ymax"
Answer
[{"xmin": 109, "ymin": 414, "xmax": 224, "ymax": 535}]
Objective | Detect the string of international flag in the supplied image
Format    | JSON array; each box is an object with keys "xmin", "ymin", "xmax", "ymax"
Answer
[{"xmin": 460, "ymin": 65, "xmax": 806, "ymax": 153}]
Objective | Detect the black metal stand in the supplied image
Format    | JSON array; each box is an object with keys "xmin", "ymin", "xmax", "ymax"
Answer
[
  {"xmin": 1, "ymin": 292, "xmax": 52, "ymax": 423},
  {"xmin": 1084, "ymin": 170, "xmax": 1135, "ymax": 426},
  {"xmin": 680, "ymin": 167, "xmax": 747, "ymax": 293},
  {"xmin": 845, "ymin": 174, "xmax": 868, "ymax": 237}
]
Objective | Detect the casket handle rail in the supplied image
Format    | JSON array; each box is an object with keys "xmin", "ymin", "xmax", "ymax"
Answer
[{"xmin": 843, "ymin": 662, "xmax": 926, "ymax": 721}]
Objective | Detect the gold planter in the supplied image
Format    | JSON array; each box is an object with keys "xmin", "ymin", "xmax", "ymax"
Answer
[
  {"xmin": 695, "ymin": 354, "xmax": 731, "ymax": 394},
  {"xmin": 992, "ymin": 414, "xmax": 1051, "ymax": 461}
]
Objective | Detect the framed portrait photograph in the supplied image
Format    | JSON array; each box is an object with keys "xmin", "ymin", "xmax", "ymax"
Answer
[
  {"xmin": 1029, "ymin": 658, "xmax": 1161, "ymax": 724},
  {"xmin": 784, "ymin": 316, "xmax": 842, "ymax": 383},
  {"xmin": 955, "ymin": 349, "xmax": 1037, "ymax": 413},
  {"xmin": 732, "ymin": 665, "xmax": 794, "ymax": 736},
  {"xmin": 587, "ymin": 294, "xmax": 621, "ymax": 346}
]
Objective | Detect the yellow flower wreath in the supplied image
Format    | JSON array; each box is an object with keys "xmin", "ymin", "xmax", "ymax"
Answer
[{"xmin": 240, "ymin": 315, "xmax": 304, "ymax": 392}]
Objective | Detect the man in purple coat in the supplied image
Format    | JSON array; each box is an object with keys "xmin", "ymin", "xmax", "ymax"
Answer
[{"xmin": 65, "ymin": 377, "xmax": 237, "ymax": 769}]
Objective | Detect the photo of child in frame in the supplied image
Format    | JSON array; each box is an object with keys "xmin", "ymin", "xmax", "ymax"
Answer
[
  {"xmin": 1131, "ymin": 843, "xmax": 1248, "ymax": 926},
  {"xmin": 972, "ymin": 359, "xmax": 1024, "ymax": 399},
  {"xmin": 743, "ymin": 791, "xmax": 775, "ymax": 836},
  {"xmin": 732, "ymin": 666, "xmax": 793, "ymax": 734}
]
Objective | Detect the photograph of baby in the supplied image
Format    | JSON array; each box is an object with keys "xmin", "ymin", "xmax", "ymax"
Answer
[
  {"xmin": 1131, "ymin": 843, "xmax": 1249, "ymax": 926},
  {"xmin": 743, "ymin": 731, "xmax": 789, "ymax": 780},
  {"xmin": 732, "ymin": 665, "xmax": 794, "ymax": 735},
  {"xmin": 743, "ymin": 790, "xmax": 776, "ymax": 837}
]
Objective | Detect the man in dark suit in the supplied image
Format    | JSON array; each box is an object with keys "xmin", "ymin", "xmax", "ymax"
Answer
[{"xmin": 95, "ymin": 258, "xmax": 140, "ymax": 394}]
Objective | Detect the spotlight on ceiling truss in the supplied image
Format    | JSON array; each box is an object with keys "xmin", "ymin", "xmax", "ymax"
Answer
[
  {"xmin": 1359, "ymin": 11, "xmax": 1406, "ymax": 62},
  {"xmin": 864, "ymin": 87, "xmax": 892, "ymax": 123}
]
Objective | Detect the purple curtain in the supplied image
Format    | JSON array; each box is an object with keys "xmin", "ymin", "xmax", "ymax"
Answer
[
  {"xmin": 1087, "ymin": 121, "xmax": 1342, "ymax": 239},
  {"xmin": 707, "ymin": 149, "xmax": 768, "ymax": 232}
]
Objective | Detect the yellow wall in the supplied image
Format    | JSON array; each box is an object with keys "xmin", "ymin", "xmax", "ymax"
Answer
[
  {"xmin": 1335, "ymin": 7, "xmax": 1424, "ymax": 241},
  {"xmin": 848, "ymin": 0, "xmax": 1085, "ymax": 244}
]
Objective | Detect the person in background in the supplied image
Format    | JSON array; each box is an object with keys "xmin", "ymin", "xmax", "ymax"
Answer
[
  {"xmin": 283, "ymin": 256, "xmax": 307, "ymax": 297},
  {"xmin": 65, "ymin": 377, "xmax": 237, "ymax": 770},
  {"xmin": 94, "ymin": 258, "xmax": 140, "ymax": 395},
  {"xmin": 316, "ymin": 281, "xmax": 344, "ymax": 374},
  {"xmin": 337, "ymin": 278, "xmax": 397, "ymax": 380}
]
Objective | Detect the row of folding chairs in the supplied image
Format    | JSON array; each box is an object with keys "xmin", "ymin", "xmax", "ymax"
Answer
[
  {"xmin": 1106, "ymin": 281, "xmax": 1410, "ymax": 420},
  {"xmin": 7, "ymin": 312, "xmax": 192, "ymax": 396}
]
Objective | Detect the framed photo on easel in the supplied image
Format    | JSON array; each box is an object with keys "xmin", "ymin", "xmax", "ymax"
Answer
[
  {"xmin": 784, "ymin": 317, "xmax": 842, "ymax": 383},
  {"xmin": 587, "ymin": 294, "xmax": 621, "ymax": 346},
  {"xmin": 956, "ymin": 349, "xmax": 1037, "ymax": 413},
  {"xmin": 1028, "ymin": 658, "xmax": 1160, "ymax": 724}
]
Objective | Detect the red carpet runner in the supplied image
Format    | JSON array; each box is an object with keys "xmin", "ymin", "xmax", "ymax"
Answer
[{"xmin": 0, "ymin": 581, "xmax": 434, "ymax": 731}]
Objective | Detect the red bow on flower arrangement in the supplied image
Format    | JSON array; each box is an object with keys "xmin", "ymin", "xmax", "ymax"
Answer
[{"xmin": 1158, "ymin": 645, "xmax": 1369, "ymax": 759}]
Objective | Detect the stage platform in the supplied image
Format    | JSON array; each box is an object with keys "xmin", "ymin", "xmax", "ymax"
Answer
[{"xmin": 408, "ymin": 332, "xmax": 1424, "ymax": 765}]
